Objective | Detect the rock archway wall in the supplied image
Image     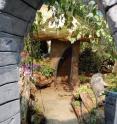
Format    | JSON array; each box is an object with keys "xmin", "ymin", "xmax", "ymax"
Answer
[
  {"xmin": 0, "ymin": 0, "xmax": 43, "ymax": 124},
  {"xmin": 98, "ymin": 1, "xmax": 117, "ymax": 45},
  {"xmin": 0, "ymin": 0, "xmax": 117, "ymax": 124},
  {"xmin": 98, "ymin": 1, "xmax": 117, "ymax": 124}
]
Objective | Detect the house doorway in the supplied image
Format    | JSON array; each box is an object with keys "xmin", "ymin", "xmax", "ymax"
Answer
[{"xmin": 57, "ymin": 46, "xmax": 72, "ymax": 87}]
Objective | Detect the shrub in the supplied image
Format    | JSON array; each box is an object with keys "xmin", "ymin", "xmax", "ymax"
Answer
[
  {"xmin": 39, "ymin": 65, "xmax": 55, "ymax": 78},
  {"xmin": 79, "ymin": 48, "xmax": 101, "ymax": 73}
]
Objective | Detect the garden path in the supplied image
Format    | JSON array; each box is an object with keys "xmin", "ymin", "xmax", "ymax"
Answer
[{"xmin": 36, "ymin": 83, "xmax": 78, "ymax": 124}]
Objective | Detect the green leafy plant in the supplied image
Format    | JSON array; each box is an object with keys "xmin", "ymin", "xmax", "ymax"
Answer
[
  {"xmin": 79, "ymin": 47, "xmax": 102, "ymax": 73},
  {"xmin": 79, "ymin": 75, "xmax": 90, "ymax": 84},
  {"xmin": 72, "ymin": 100, "xmax": 81, "ymax": 107},
  {"xmin": 90, "ymin": 108, "xmax": 97, "ymax": 124},
  {"xmin": 31, "ymin": 0, "xmax": 116, "ymax": 61},
  {"xmin": 76, "ymin": 85, "xmax": 94, "ymax": 98},
  {"xmin": 104, "ymin": 73, "xmax": 117, "ymax": 91},
  {"xmin": 39, "ymin": 65, "xmax": 55, "ymax": 78}
]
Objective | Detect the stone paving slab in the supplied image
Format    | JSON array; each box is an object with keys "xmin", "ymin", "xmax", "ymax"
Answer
[{"xmin": 36, "ymin": 87, "xmax": 78, "ymax": 124}]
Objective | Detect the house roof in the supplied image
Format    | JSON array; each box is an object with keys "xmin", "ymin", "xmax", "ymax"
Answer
[
  {"xmin": 31, "ymin": 5, "xmax": 97, "ymax": 43},
  {"xmin": 31, "ymin": 29, "xmax": 93, "ymax": 43}
]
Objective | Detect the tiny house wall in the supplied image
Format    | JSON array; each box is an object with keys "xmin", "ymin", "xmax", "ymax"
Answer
[{"xmin": 50, "ymin": 40, "xmax": 80, "ymax": 89}]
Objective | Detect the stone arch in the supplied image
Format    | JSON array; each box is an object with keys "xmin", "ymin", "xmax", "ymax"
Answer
[
  {"xmin": 98, "ymin": 1, "xmax": 117, "ymax": 124},
  {"xmin": 0, "ymin": 0, "xmax": 43, "ymax": 123},
  {"xmin": 98, "ymin": 1, "xmax": 117, "ymax": 45}
]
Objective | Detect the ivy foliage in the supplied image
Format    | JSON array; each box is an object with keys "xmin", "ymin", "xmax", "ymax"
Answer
[
  {"xmin": 31, "ymin": 0, "xmax": 117, "ymax": 60},
  {"xmin": 39, "ymin": 65, "xmax": 55, "ymax": 77},
  {"xmin": 48, "ymin": 0, "xmax": 113, "ymax": 42}
]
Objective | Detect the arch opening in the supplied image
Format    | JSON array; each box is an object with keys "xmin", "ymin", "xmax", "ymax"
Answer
[{"xmin": 56, "ymin": 46, "xmax": 72, "ymax": 85}]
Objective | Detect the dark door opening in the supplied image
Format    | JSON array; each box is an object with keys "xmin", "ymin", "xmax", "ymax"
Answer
[
  {"xmin": 57, "ymin": 46, "xmax": 72, "ymax": 84},
  {"xmin": 40, "ymin": 41, "xmax": 48, "ymax": 56}
]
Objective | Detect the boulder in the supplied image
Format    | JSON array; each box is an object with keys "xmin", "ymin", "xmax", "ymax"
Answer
[{"xmin": 91, "ymin": 73, "xmax": 106, "ymax": 97}]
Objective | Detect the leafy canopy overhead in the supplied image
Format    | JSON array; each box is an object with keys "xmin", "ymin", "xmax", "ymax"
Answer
[
  {"xmin": 32, "ymin": 0, "xmax": 112, "ymax": 42},
  {"xmin": 31, "ymin": 0, "xmax": 116, "ymax": 59}
]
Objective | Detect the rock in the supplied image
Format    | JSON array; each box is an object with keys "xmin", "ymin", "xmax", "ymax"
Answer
[
  {"xmin": 33, "ymin": 73, "xmax": 39, "ymax": 78},
  {"xmin": 30, "ymin": 83, "xmax": 37, "ymax": 101},
  {"xmin": 0, "ymin": 13, "xmax": 27, "ymax": 36},
  {"xmin": 0, "ymin": 32, "xmax": 23, "ymax": 52},
  {"xmin": 0, "ymin": 83, "xmax": 19, "ymax": 105},
  {"xmin": 91, "ymin": 73, "xmax": 106, "ymax": 97},
  {"xmin": 51, "ymin": 76, "xmax": 55, "ymax": 81},
  {"xmin": 33, "ymin": 72, "xmax": 53, "ymax": 88},
  {"xmin": 101, "ymin": 0, "xmax": 117, "ymax": 8},
  {"xmin": 23, "ymin": 0, "xmax": 43, "ymax": 9},
  {"xmin": 56, "ymin": 77, "xmax": 62, "ymax": 83},
  {"xmin": 0, "ymin": 52, "xmax": 20, "ymax": 66},
  {"xmin": 40, "ymin": 75, "xmax": 47, "ymax": 81},
  {"xmin": 0, "ymin": 0, "xmax": 36, "ymax": 22},
  {"xmin": 106, "ymin": 5, "xmax": 117, "ymax": 34},
  {"xmin": 0, "ymin": 100, "xmax": 20, "ymax": 123},
  {"xmin": 0, "ymin": 65, "xmax": 19, "ymax": 86},
  {"xmin": 35, "ymin": 79, "xmax": 52, "ymax": 88}
]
